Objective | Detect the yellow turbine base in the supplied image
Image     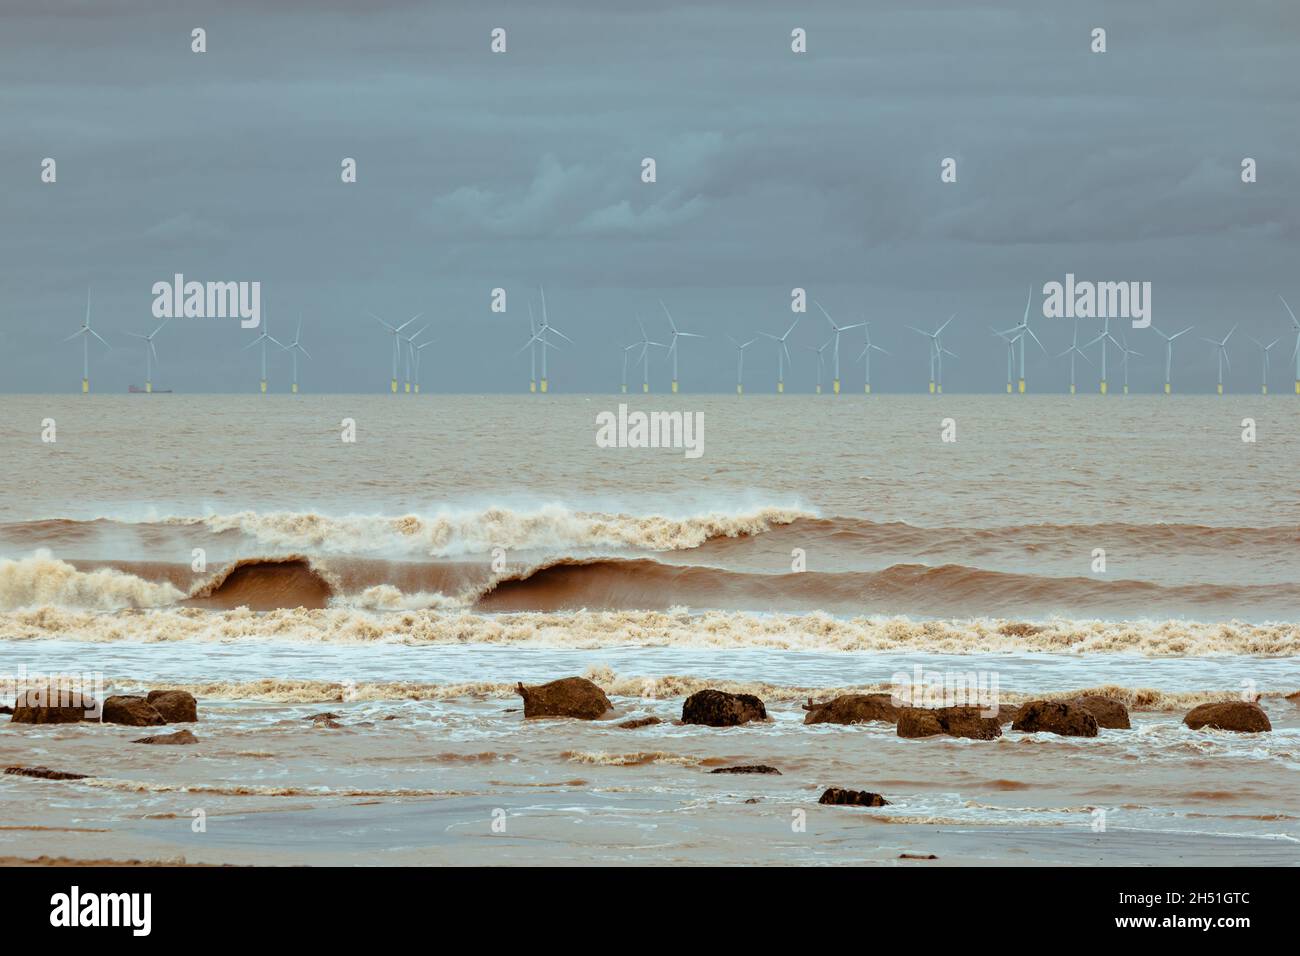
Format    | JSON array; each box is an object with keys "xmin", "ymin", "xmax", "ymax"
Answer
[
  {"xmin": 832, "ymin": 379, "xmax": 840, "ymax": 395},
  {"xmin": 1017, "ymin": 379, "xmax": 1025, "ymax": 394},
  {"xmin": 1069, "ymin": 383, "xmax": 1076, "ymax": 395},
  {"xmin": 671, "ymin": 380, "xmax": 678, "ymax": 393},
  {"xmin": 815, "ymin": 385, "xmax": 822, "ymax": 394},
  {"xmin": 292, "ymin": 383, "xmax": 298, "ymax": 394},
  {"xmin": 1123, "ymin": 385, "xmax": 1129, "ymax": 395},
  {"xmin": 1100, "ymin": 380, "xmax": 1108, "ymax": 395},
  {"xmin": 777, "ymin": 381, "xmax": 784, "ymax": 394},
  {"xmin": 1262, "ymin": 385, "xmax": 1268, "ymax": 395},
  {"xmin": 145, "ymin": 381, "xmax": 152, "ymax": 394},
  {"xmin": 82, "ymin": 378, "xmax": 88, "ymax": 394},
  {"xmin": 541, "ymin": 379, "xmax": 549, "ymax": 393},
  {"xmin": 1295, "ymin": 380, "xmax": 1300, "ymax": 394},
  {"xmin": 937, "ymin": 384, "xmax": 943, "ymax": 394},
  {"xmin": 641, "ymin": 382, "xmax": 648, "ymax": 393},
  {"xmin": 404, "ymin": 382, "xmax": 410, "ymax": 394},
  {"xmin": 928, "ymin": 381, "xmax": 935, "ymax": 394},
  {"xmin": 621, "ymin": 384, "xmax": 627, "ymax": 394},
  {"xmin": 530, "ymin": 381, "xmax": 536, "ymax": 393},
  {"xmin": 390, "ymin": 379, "xmax": 397, "ymax": 393},
  {"xmin": 261, "ymin": 379, "xmax": 267, "ymax": 394},
  {"xmin": 865, "ymin": 383, "xmax": 871, "ymax": 394},
  {"xmin": 737, "ymin": 384, "xmax": 743, "ymax": 396},
  {"xmin": 1217, "ymin": 383, "xmax": 1223, "ymax": 395},
  {"xmin": 1006, "ymin": 382, "xmax": 1012, "ymax": 394},
  {"xmin": 1165, "ymin": 382, "xmax": 1171, "ymax": 394},
  {"xmin": 414, "ymin": 384, "xmax": 420, "ymax": 394}
]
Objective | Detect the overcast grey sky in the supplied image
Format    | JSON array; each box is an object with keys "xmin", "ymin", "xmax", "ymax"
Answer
[{"xmin": 2, "ymin": 0, "xmax": 1298, "ymax": 393}]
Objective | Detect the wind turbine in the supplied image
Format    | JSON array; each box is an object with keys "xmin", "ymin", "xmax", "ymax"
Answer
[
  {"xmin": 243, "ymin": 305, "xmax": 284, "ymax": 393},
  {"xmin": 758, "ymin": 314, "xmax": 801, "ymax": 393},
  {"xmin": 813, "ymin": 302, "xmax": 865, "ymax": 394},
  {"xmin": 412, "ymin": 338, "xmax": 435, "ymax": 394},
  {"xmin": 729, "ymin": 336, "xmax": 755, "ymax": 395},
  {"xmin": 370, "ymin": 312, "xmax": 419, "ymax": 393},
  {"xmin": 1054, "ymin": 319, "xmax": 1091, "ymax": 395},
  {"xmin": 64, "ymin": 289, "xmax": 110, "ymax": 394},
  {"xmin": 125, "ymin": 317, "xmax": 168, "ymax": 394},
  {"xmin": 517, "ymin": 309, "xmax": 559, "ymax": 394},
  {"xmin": 400, "ymin": 324, "xmax": 429, "ymax": 394},
  {"xmin": 995, "ymin": 288, "xmax": 1046, "ymax": 393},
  {"xmin": 1152, "ymin": 325, "xmax": 1193, "ymax": 394},
  {"xmin": 1085, "ymin": 315, "xmax": 1124, "ymax": 394},
  {"xmin": 660, "ymin": 301, "xmax": 703, "ymax": 393},
  {"xmin": 619, "ymin": 342, "xmax": 640, "ymax": 394},
  {"xmin": 806, "ymin": 339, "xmax": 832, "ymax": 395},
  {"xmin": 535, "ymin": 286, "xmax": 572, "ymax": 392},
  {"xmin": 856, "ymin": 322, "xmax": 890, "ymax": 394},
  {"xmin": 1118, "ymin": 334, "xmax": 1141, "ymax": 395},
  {"xmin": 1248, "ymin": 337, "xmax": 1278, "ymax": 395},
  {"xmin": 631, "ymin": 317, "xmax": 667, "ymax": 393},
  {"xmin": 1201, "ymin": 325, "xmax": 1236, "ymax": 395},
  {"xmin": 907, "ymin": 315, "xmax": 955, "ymax": 394},
  {"xmin": 1280, "ymin": 295, "xmax": 1300, "ymax": 394},
  {"xmin": 284, "ymin": 315, "xmax": 310, "ymax": 394}
]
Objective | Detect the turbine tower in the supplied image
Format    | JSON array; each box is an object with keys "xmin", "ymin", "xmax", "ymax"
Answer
[
  {"xmin": 535, "ymin": 286, "xmax": 572, "ymax": 392},
  {"xmin": 660, "ymin": 301, "xmax": 703, "ymax": 393},
  {"xmin": 907, "ymin": 315, "xmax": 955, "ymax": 394},
  {"xmin": 1248, "ymin": 337, "xmax": 1278, "ymax": 395},
  {"xmin": 856, "ymin": 322, "xmax": 889, "ymax": 394},
  {"xmin": 412, "ymin": 338, "xmax": 435, "ymax": 394},
  {"xmin": 758, "ymin": 314, "xmax": 801, "ymax": 393},
  {"xmin": 1201, "ymin": 325, "xmax": 1236, "ymax": 395},
  {"xmin": 728, "ymin": 336, "xmax": 755, "ymax": 395},
  {"xmin": 813, "ymin": 302, "xmax": 865, "ymax": 394},
  {"xmin": 125, "ymin": 317, "xmax": 169, "ymax": 394},
  {"xmin": 244, "ymin": 305, "xmax": 283, "ymax": 394},
  {"xmin": 806, "ymin": 339, "xmax": 831, "ymax": 395},
  {"xmin": 370, "ymin": 312, "xmax": 419, "ymax": 393},
  {"xmin": 1085, "ymin": 316, "xmax": 1124, "ymax": 394},
  {"xmin": 63, "ymin": 289, "xmax": 110, "ymax": 394},
  {"xmin": 995, "ymin": 289, "xmax": 1046, "ymax": 393},
  {"xmin": 1152, "ymin": 325, "xmax": 1192, "ymax": 394},
  {"xmin": 1055, "ymin": 319, "xmax": 1092, "ymax": 395},
  {"xmin": 1280, "ymin": 295, "xmax": 1300, "ymax": 394},
  {"xmin": 285, "ymin": 316, "xmax": 310, "ymax": 394},
  {"xmin": 631, "ymin": 317, "xmax": 667, "ymax": 393},
  {"xmin": 401, "ymin": 324, "xmax": 429, "ymax": 394},
  {"xmin": 1118, "ymin": 334, "xmax": 1141, "ymax": 395},
  {"xmin": 620, "ymin": 342, "xmax": 640, "ymax": 394}
]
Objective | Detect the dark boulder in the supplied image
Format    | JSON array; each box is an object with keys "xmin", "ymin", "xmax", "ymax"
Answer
[
  {"xmin": 4, "ymin": 766, "xmax": 89, "ymax": 781},
  {"xmin": 681, "ymin": 689, "xmax": 767, "ymax": 727},
  {"xmin": 710, "ymin": 765, "xmax": 781, "ymax": 775},
  {"xmin": 515, "ymin": 677, "xmax": 612, "ymax": 720},
  {"xmin": 10, "ymin": 688, "xmax": 96, "ymax": 724},
  {"xmin": 1012, "ymin": 700, "xmax": 1098, "ymax": 737},
  {"xmin": 101, "ymin": 696, "xmax": 166, "ymax": 727},
  {"xmin": 132, "ymin": 729, "xmax": 199, "ymax": 745},
  {"xmin": 802, "ymin": 693, "xmax": 899, "ymax": 725},
  {"xmin": 146, "ymin": 690, "xmax": 198, "ymax": 723},
  {"xmin": 1070, "ymin": 695, "xmax": 1130, "ymax": 729},
  {"xmin": 819, "ymin": 788, "xmax": 889, "ymax": 807},
  {"xmin": 897, "ymin": 705, "xmax": 1002, "ymax": 740},
  {"xmin": 1183, "ymin": 701, "xmax": 1271, "ymax": 733},
  {"xmin": 996, "ymin": 704, "xmax": 1021, "ymax": 724}
]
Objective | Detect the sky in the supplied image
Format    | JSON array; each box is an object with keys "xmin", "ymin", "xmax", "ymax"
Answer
[{"xmin": 2, "ymin": 0, "xmax": 1298, "ymax": 394}]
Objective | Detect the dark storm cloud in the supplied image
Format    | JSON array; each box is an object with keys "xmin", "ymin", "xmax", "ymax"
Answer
[{"xmin": 1, "ymin": 0, "xmax": 1297, "ymax": 393}]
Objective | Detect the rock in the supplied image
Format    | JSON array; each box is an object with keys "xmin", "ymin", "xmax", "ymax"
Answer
[
  {"xmin": 899, "ymin": 853, "xmax": 938, "ymax": 860},
  {"xmin": 1183, "ymin": 701, "xmax": 1271, "ymax": 733},
  {"xmin": 897, "ymin": 706, "xmax": 1002, "ymax": 740},
  {"xmin": 101, "ymin": 696, "xmax": 166, "ymax": 727},
  {"xmin": 1070, "ymin": 695, "xmax": 1130, "ymax": 729},
  {"xmin": 0, "ymin": 705, "xmax": 11, "ymax": 715},
  {"xmin": 305, "ymin": 712, "xmax": 340, "ymax": 721},
  {"xmin": 710, "ymin": 765, "xmax": 781, "ymax": 775},
  {"xmin": 10, "ymin": 688, "xmax": 96, "ymax": 724},
  {"xmin": 515, "ymin": 677, "xmax": 612, "ymax": 720},
  {"xmin": 146, "ymin": 690, "xmax": 197, "ymax": 723},
  {"xmin": 681, "ymin": 689, "xmax": 767, "ymax": 727},
  {"xmin": 4, "ymin": 766, "xmax": 89, "ymax": 781},
  {"xmin": 617, "ymin": 716, "xmax": 662, "ymax": 729},
  {"xmin": 819, "ymin": 788, "xmax": 889, "ymax": 807},
  {"xmin": 1012, "ymin": 700, "xmax": 1098, "ymax": 737},
  {"xmin": 802, "ymin": 693, "xmax": 899, "ymax": 725},
  {"xmin": 308, "ymin": 713, "xmax": 343, "ymax": 729},
  {"xmin": 132, "ymin": 729, "xmax": 199, "ymax": 745},
  {"xmin": 996, "ymin": 704, "xmax": 1021, "ymax": 725}
]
